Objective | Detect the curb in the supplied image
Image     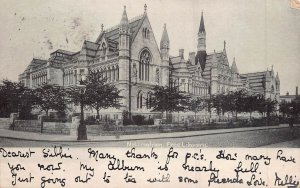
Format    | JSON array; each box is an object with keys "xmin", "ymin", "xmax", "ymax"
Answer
[{"xmin": 0, "ymin": 126, "xmax": 290, "ymax": 143}]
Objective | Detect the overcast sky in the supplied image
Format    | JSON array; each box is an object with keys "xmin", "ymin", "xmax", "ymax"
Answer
[{"xmin": 0, "ymin": 0, "xmax": 299, "ymax": 95}]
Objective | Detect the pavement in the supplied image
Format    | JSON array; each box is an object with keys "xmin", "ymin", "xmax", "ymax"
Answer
[{"xmin": 0, "ymin": 124, "xmax": 298, "ymax": 142}]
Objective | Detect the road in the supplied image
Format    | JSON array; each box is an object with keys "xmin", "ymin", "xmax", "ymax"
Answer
[{"xmin": 0, "ymin": 127, "xmax": 299, "ymax": 147}]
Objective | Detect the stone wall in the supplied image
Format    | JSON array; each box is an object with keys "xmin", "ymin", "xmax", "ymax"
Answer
[
  {"xmin": 12, "ymin": 119, "xmax": 73, "ymax": 135},
  {"xmin": 13, "ymin": 120, "xmax": 41, "ymax": 132},
  {"xmin": 0, "ymin": 118, "xmax": 10, "ymax": 129},
  {"xmin": 43, "ymin": 122, "xmax": 71, "ymax": 135}
]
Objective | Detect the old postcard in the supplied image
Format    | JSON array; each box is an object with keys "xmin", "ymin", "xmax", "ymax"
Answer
[{"xmin": 0, "ymin": 0, "xmax": 299, "ymax": 187}]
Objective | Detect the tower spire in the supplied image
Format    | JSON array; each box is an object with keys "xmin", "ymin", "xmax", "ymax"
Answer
[
  {"xmin": 160, "ymin": 23, "xmax": 169, "ymax": 49},
  {"xmin": 144, "ymin": 4, "xmax": 147, "ymax": 14},
  {"xmin": 120, "ymin": 6, "xmax": 128, "ymax": 26},
  {"xmin": 199, "ymin": 11, "xmax": 205, "ymax": 33},
  {"xmin": 196, "ymin": 11, "xmax": 207, "ymax": 70}
]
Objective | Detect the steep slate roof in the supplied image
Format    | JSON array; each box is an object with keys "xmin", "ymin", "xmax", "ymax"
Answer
[
  {"xmin": 240, "ymin": 71, "xmax": 269, "ymax": 91},
  {"xmin": 80, "ymin": 40, "xmax": 99, "ymax": 58},
  {"xmin": 24, "ymin": 58, "xmax": 47, "ymax": 72},
  {"xmin": 202, "ymin": 51, "xmax": 226, "ymax": 79},
  {"xmin": 51, "ymin": 49, "xmax": 77, "ymax": 56},
  {"xmin": 170, "ymin": 56, "xmax": 190, "ymax": 76},
  {"xmin": 95, "ymin": 14, "xmax": 145, "ymax": 44}
]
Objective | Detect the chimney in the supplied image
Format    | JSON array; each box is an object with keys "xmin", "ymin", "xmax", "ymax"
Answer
[
  {"xmin": 188, "ymin": 52, "xmax": 195, "ymax": 65},
  {"xmin": 286, "ymin": 91, "xmax": 289, "ymax": 96},
  {"xmin": 296, "ymin": 86, "xmax": 298, "ymax": 96},
  {"xmin": 179, "ymin": 49, "xmax": 184, "ymax": 59}
]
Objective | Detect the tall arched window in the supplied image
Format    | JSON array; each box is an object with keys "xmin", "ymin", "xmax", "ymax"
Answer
[
  {"xmin": 147, "ymin": 92, "xmax": 152, "ymax": 109},
  {"xmin": 102, "ymin": 43, "xmax": 107, "ymax": 56},
  {"xmin": 139, "ymin": 50, "xmax": 151, "ymax": 81},
  {"xmin": 116, "ymin": 65, "xmax": 119, "ymax": 81},
  {"xmin": 112, "ymin": 66, "xmax": 115, "ymax": 81},
  {"xmin": 137, "ymin": 91, "xmax": 143, "ymax": 109}
]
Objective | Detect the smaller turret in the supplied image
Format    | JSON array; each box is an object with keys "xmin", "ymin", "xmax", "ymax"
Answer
[
  {"xmin": 119, "ymin": 6, "xmax": 130, "ymax": 57},
  {"xmin": 231, "ymin": 57, "xmax": 238, "ymax": 73},
  {"xmin": 160, "ymin": 23, "xmax": 170, "ymax": 61}
]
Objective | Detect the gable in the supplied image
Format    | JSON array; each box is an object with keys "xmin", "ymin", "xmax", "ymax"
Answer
[{"xmin": 130, "ymin": 15, "xmax": 162, "ymax": 66}]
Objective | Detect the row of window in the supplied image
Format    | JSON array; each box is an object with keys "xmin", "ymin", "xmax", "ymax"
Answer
[
  {"xmin": 90, "ymin": 66, "xmax": 119, "ymax": 82},
  {"xmin": 63, "ymin": 66, "xmax": 120, "ymax": 86},
  {"xmin": 32, "ymin": 74, "xmax": 47, "ymax": 87},
  {"xmin": 137, "ymin": 91, "xmax": 152, "ymax": 109}
]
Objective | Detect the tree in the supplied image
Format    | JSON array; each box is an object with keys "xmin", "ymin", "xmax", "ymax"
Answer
[
  {"xmin": 85, "ymin": 71, "xmax": 123, "ymax": 119},
  {"xmin": 150, "ymin": 85, "xmax": 190, "ymax": 120},
  {"xmin": 66, "ymin": 71, "xmax": 123, "ymax": 120},
  {"xmin": 211, "ymin": 94, "xmax": 224, "ymax": 121},
  {"xmin": 34, "ymin": 83, "xmax": 67, "ymax": 117},
  {"xmin": 242, "ymin": 94, "xmax": 259, "ymax": 119},
  {"xmin": 224, "ymin": 89, "xmax": 248, "ymax": 121},
  {"xmin": 0, "ymin": 79, "xmax": 36, "ymax": 118},
  {"xmin": 189, "ymin": 97, "xmax": 206, "ymax": 121}
]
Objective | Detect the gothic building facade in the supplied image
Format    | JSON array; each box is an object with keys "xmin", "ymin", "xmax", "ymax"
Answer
[{"xmin": 19, "ymin": 5, "xmax": 280, "ymax": 120}]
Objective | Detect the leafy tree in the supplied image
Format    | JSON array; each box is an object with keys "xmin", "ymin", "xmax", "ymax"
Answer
[
  {"xmin": 150, "ymin": 85, "xmax": 190, "ymax": 120},
  {"xmin": 34, "ymin": 83, "xmax": 67, "ymax": 116},
  {"xmin": 85, "ymin": 71, "xmax": 123, "ymax": 119},
  {"xmin": 242, "ymin": 94, "xmax": 259, "ymax": 119},
  {"xmin": 189, "ymin": 97, "xmax": 206, "ymax": 121},
  {"xmin": 211, "ymin": 94, "xmax": 224, "ymax": 121},
  {"xmin": 66, "ymin": 71, "xmax": 123, "ymax": 120},
  {"xmin": 0, "ymin": 79, "xmax": 35, "ymax": 118}
]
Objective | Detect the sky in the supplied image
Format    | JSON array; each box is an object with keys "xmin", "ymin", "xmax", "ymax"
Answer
[{"xmin": 0, "ymin": 0, "xmax": 299, "ymax": 95}]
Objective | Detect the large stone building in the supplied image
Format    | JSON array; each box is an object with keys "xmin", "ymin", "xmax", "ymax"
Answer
[{"xmin": 19, "ymin": 5, "xmax": 280, "ymax": 120}]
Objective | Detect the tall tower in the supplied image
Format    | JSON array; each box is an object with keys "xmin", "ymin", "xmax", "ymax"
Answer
[
  {"xmin": 160, "ymin": 24, "xmax": 170, "ymax": 86},
  {"xmin": 195, "ymin": 11, "xmax": 207, "ymax": 71},
  {"xmin": 210, "ymin": 51, "xmax": 218, "ymax": 94},
  {"xmin": 118, "ymin": 6, "xmax": 131, "ymax": 110},
  {"xmin": 119, "ymin": 6, "xmax": 130, "ymax": 58}
]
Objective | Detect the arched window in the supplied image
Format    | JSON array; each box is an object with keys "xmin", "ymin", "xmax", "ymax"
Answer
[
  {"xmin": 102, "ymin": 43, "xmax": 107, "ymax": 56},
  {"xmin": 116, "ymin": 65, "xmax": 119, "ymax": 81},
  {"xmin": 139, "ymin": 50, "xmax": 151, "ymax": 81},
  {"xmin": 147, "ymin": 92, "xmax": 152, "ymax": 109},
  {"xmin": 103, "ymin": 68, "xmax": 107, "ymax": 81},
  {"xmin": 143, "ymin": 28, "xmax": 150, "ymax": 39},
  {"xmin": 137, "ymin": 91, "xmax": 143, "ymax": 109},
  {"xmin": 156, "ymin": 68, "xmax": 160, "ymax": 83},
  {"xmin": 112, "ymin": 66, "xmax": 115, "ymax": 81}
]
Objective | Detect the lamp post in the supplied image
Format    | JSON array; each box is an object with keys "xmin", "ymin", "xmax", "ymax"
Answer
[{"xmin": 77, "ymin": 73, "xmax": 87, "ymax": 140}]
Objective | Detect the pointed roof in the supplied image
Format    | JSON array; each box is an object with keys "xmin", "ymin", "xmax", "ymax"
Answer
[
  {"xmin": 231, "ymin": 57, "xmax": 238, "ymax": 73},
  {"xmin": 120, "ymin": 6, "xmax": 129, "ymax": 26},
  {"xmin": 199, "ymin": 11, "xmax": 205, "ymax": 33},
  {"xmin": 160, "ymin": 24, "xmax": 169, "ymax": 48},
  {"xmin": 276, "ymin": 72, "xmax": 280, "ymax": 81}
]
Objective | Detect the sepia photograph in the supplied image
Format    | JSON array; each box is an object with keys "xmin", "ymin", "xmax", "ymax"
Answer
[{"xmin": 0, "ymin": 0, "xmax": 299, "ymax": 148}]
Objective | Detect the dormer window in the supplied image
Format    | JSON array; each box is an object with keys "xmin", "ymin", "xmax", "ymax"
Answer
[
  {"xmin": 102, "ymin": 43, "xmax": 107, "ymax": 56},
  {"xmin": 142, "ymin": 28, "xmax": 150, "ymax": 39}
]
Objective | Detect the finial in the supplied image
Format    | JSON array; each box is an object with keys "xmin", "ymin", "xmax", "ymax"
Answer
[
  {"xmin": 164, "ymin": 23, "xmax": 166, "ymax": 29},
  {"xmin": 233, "ymin": 57, "xmax": 235, "ymax": 62},
  {"xmin": 101, "ymin": 24, "xmax": 104, "ymax": 32},
  {"xmin": 214, "ymin": 49, "xmax": 215, "ymax": 53},
  {"xmin": 144, "ymin": 4, "xmax": 147, "ymax": 13},
  {"xmin": 124, "ymin": 5, "xmax": 126, "ymax": 10},
  {"xmin": 224, "ymin": 40, "xmax": 226, "ymax": 49},
  {"xmin": 271, "ymin": 64, "xmax": 274, "ymax": 70}
]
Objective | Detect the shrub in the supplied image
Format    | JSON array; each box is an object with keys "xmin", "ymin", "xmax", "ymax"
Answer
[{"xmin": 132, "ymin": 115, "xmax": 145, "ymax": 125}]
